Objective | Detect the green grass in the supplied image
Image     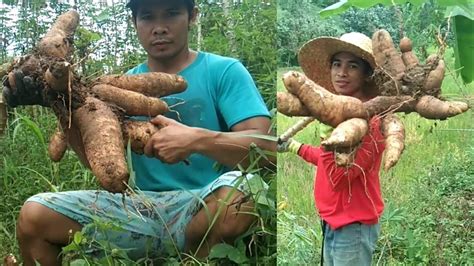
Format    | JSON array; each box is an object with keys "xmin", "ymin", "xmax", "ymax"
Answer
[
  {"xmin": 0, "ymin": 108, "xmax": 98, "ymax": 258},
  {"xmin": 276, "ymin": 49, "xmax": 474, "ymax": 264}
]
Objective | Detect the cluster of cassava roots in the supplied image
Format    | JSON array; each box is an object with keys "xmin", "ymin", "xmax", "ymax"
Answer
[
  {"xmin": 1, "ymin": 11, "xmax": 188, "ymax": 193},
  {"xmin": 278, "ymin": 30, "xmax": 469, "ymax": 171}
]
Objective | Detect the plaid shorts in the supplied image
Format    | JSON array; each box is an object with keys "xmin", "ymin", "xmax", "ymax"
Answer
[{"xmin": 27, "ymin": 171, "xmax": 261, "ymax": 259}]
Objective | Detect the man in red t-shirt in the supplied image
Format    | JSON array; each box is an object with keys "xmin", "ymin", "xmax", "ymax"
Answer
[{"xmin": 279, "ymin": 32, "xmax": 385, "ymax": 266}]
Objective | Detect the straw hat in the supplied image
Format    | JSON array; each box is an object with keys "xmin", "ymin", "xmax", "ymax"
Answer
[{"xmin": 298, "ymin": 32, "xmax": 377, "ymax": 95}]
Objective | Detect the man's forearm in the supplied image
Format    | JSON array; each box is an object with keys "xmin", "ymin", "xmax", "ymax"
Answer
[{"xmin": 191, "ymin": 128, "xmax": 276, "ymax": 169}]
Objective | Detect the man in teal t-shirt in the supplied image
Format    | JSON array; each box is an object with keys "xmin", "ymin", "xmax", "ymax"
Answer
[
  {"xmin": 17, "ymin": 0, "xmax": 275, "ymax": 264},
  {"xmin": 128, "ymin": 52, "xmax": 270, "ymax": 191}
]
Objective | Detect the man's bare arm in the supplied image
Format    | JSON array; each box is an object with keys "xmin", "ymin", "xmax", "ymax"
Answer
[{"xmin": 144, "ymin": 115, "xmax": 276, "ymax": 169}]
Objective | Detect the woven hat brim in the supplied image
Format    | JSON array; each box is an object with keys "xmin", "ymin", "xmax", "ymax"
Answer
[{"xmin": 298, "ymin": 37, "xmax": 377, "ymax": 94}]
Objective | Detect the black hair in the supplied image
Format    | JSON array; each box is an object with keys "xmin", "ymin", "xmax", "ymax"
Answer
[{"xmin": 128, "ymin": 0, "xmax": 195, "ymax": 21}]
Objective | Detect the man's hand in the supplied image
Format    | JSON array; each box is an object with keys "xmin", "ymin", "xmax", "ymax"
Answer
[
  {"xmin": 143, "ymin": 115, "xmax": 198, "ymax": 164},
  {"xmin": 277, "ymin": 138, "xmax": 302, "ymax": 154},
  {"xmin": 3, "ymin": 69, "xmax": 46, "ymax": 107}
]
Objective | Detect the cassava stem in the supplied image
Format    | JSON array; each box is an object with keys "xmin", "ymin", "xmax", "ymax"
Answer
[{"xmin": 279, "ymin": 117, "xmax": 315, "ymax": 142}]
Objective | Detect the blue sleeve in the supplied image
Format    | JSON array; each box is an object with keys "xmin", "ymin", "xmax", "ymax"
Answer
[{"xmin": 216, "ymin": 61, "xmax": 270, "ymax": 129}]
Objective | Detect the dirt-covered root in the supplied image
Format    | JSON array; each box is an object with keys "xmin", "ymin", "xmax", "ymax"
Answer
[
  {"xmin": 0, "ymin": 62, "xmax": 10, "ymax": 78},
  {"xmin": 277, "ymin": 90, "xmax": 418, "ymax": 118},
  {"xmin": 282, "ymin": 71, "xmax": 367, "ymax": 127},
  {"xmin": 45, "ymin": 61, "xmax": 71, "ymax": 92},
  {"xmin": 38, "ymin": 10, "xmax": 80, "ymax": 58},
  {"xmin": 3, "ymin": 254, "xmax": 18, "ymax": 266},
  {"xmin": 422, "ymin": 59, "xmax": 444, "ymax": 96},
  {"xmin": 92, "ymin": 84, "xmax": 169, "ymax": 117},
  {"xmin": 322, "ymin": 118, "xmax": 368, "ymax": 151},
  {"xmin": 334, "ymin": 148, "xmax": 356, "ymax": 167},
  {"xmin": 0, "ymin": 93, "xmax": 7, "ymax": 135},
  {"xmin": 415, "ymin": 95, "xmax": 469, "ymax": 119},
  {"xmin": 372, "ymin": 29, "xmax": 406, "ymax": 81},
  {"xmin": 122, "ymin": 120, "xmax": 160, "ymax": 154},
  {"xmin": 48, "ymin": 126, "xmax": 68, "ymax": 162},
  {"xmin": 95, "ymin": 72, "xmax": 187, "ymax": 97},
  {"xmin": 74, "ymin": 97, "xmax": 128, "ymax": 193},
  {"xmin": 277, "ymin": 91, "xmax": 310, "ymax": 117},
  {"xmin": 381, "ymin": 114, "xmax": 405, "ymax": 171},
  {"xmin": 363, "ymin": 95, "xmax": 417, "ymax": 116},
  {"xmin": 399, "ymin": 37, "xmax": 419, "ymax": 69}
]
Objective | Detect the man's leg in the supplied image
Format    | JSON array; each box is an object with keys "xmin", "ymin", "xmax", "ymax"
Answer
[
  {"xmin": 17, "ymin": 201, "xmax": 82, "ymax": 266},
  {"xmin": 326, "ymin": 222, "xmax": 380, "ymax": 266},
  {"xmin": 184, "ymin": 186, "xmax": 257, "ymax": 257}
]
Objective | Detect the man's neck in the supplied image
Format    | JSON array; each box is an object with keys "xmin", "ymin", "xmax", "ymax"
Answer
[{"xmin": 147, "ymin": 48, "xmax": 197, "ymax": 74}]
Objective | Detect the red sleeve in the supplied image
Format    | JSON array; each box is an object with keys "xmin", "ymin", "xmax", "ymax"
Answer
[
  {"xmin": 297, "ymin": 144, "xmax": 323, "ymax": 166},
  {"xmin": 320, "ymin": 117, "xmax": 385, "ymax": 191}
]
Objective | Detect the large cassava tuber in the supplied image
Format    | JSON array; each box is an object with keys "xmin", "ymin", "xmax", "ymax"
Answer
[
  {"xmin": 282, "ymin": 71, "xmax": 366, "ymax": 128},
  {"xmin": 321, "ymin": 118, "xmax": 368, "ymax": 151},
  {"xmin": 2, "ymin": 11, "xmax": 188, "ymax": 193},
  {"xmin": 95, "ymin": 72, "xmax": 186, "ymax": 97},
  {"xmin": 74, "ymin": 97, "xmax": 129, "ymax": 192},
  {"xmin": 91, "ymin": 84, "xmax": 169, "ymax": 116},
  {"xmin": 278, "ymin": 29, "xmax": 469, "ymax": 169},
  {"xmin": 381, "ymin": 114, "xmax": 405, "ymax": 171},
  {"xmin": 48, "ymin": 126, "xmax": 67, "ymax": 162}
]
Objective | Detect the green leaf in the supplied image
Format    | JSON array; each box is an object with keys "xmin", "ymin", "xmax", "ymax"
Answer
[
  {"xmin": 437, "ymin": 0, "xmax": 472, "ymax": 8},
  {"xmin": 69, "ymin": 259, "xmax": 88, "ymax": 266},
  {"xmin": 452, "ymin": 14, "xmax": 474, "ymax": 83},
  {"xmin": 208, "ymin": 243, "xmax": 249, "ymax": 264},
  {"xmin": 61, "ymin": 242, "xmax": 79, "ymax": 253},
  {"xmin": 320, "ymin": 0, "xmax": 389, "ymax": 18},
  {"xmin": 320, "ymin": 0, "xmax": 473, "ymax": 18},
  {"xmin": 243, "ymin": 174, "xmax": 273, "ymax": 207},
  {"xmin": 126, "ymin": 139, "xmax": 136, "ymax": 189},
  {"xmin": 12, "ymin": 115, "xmax": 46, "ymax": 150},
  {"xmin": 95, "ymin": 9, "xmax": 111, "ymax": 23},
  {"xmin": 73, "ymin": 231, "xmax": 83, "ymax": 244},
  {"xmin": 76, "ymin": 27, "xmax": 102, "ymax": 46},
  {"xmin": 240, "ymin": 133, "xmax": 278, "ymax": 142},
  {"xmin": 446, "ymin": 4, "xmax": 474, "ymax": 20}
]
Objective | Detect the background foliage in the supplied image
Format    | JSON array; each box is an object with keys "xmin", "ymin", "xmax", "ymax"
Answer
[
  {"xmin": 0, "ymin": 0, "xmax": 277, "ymax": 264},
  {"xmin": 278, "ymin": 0, "xmax": 454, "ymax": 67}
]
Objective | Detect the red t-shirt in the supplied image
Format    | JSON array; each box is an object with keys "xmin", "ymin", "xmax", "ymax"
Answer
[{"xmin": 297, "ymin": 117, "xmax": 385, "ymax": 230}]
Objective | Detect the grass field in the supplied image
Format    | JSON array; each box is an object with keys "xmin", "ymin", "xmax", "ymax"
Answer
[{"xmin": 276, "ymin": 49, "xmax": 474, "ymax": 265}]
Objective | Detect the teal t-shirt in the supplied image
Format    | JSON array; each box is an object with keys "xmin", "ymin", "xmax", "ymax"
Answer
[{"xmin": 126, "ymin": 51, "xmax": 270, "ymax": 191}]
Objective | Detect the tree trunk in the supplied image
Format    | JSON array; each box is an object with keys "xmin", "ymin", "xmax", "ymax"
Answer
[
  {"xmin": 196, "ymin": 10, "xmax": 202, "ymax": 51},
  {"xmin": 222, "ymin": 0, "xmax": 238, "ymax": 56}
]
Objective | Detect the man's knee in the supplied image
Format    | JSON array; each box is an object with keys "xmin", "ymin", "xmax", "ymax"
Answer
[
  {"xmin": 17, "ymin": 201, "xmax": 49, "ymax": 238},
  {"xmin": 185, "ymin": 187, "xmax": 257, "ymax": 255},
  {"xmin": 211, "ymin": 187, "xmax": 256, "ymax": 240}
]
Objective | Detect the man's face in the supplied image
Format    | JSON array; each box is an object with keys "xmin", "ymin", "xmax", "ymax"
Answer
[
  {"xmin": 330, "ymin": 52, "xmax": 369, "ymax": 98},
  {"xmin": 134, "ymin": 1, "xmax": 195, "ymax": 61}
]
